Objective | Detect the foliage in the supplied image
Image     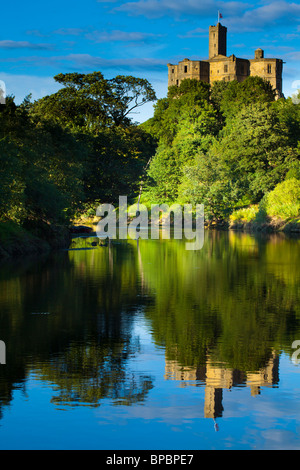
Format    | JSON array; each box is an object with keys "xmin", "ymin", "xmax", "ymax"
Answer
[
  {"xmin": 285, "ymin": 160, "xmax": 300, "ymax": 180},
  {"xmin": 229, "ymin": 205, "xmax": 259, "ymax": 223},
  {"xmin": 0, "ymin": 72, "xmax": 157, "ymax": 244},
  {"xmin": 142, "ymin": 84, "xmax": 221, "ymax": 205},
  {"xmin": 210, "ymin": 103, "xmax": 297, "ymax": 203},
  {"xmin": 143, "ymin": 77, "xmax": 300, "ymax": 221},
  {"xmin": 2, "ymin": 68, "xmax": 300, "ymax": 240},
  {"xmin": 212, "ymin": 75, "xmax": 276, "ymax": 119},
  {"xmin": 259, "ymin": 178, "xmax": 300, "ymax": 220},
  {"xmin": 83, "ymin": 125, "xmax": 155, "ymax": 205},
  {"xmin": 32, "ymin": 72, "xmax": 157, "ymax": 131},
  {"xmin": 0, "ymin": 96, "xmax": 85, "ymax": 227},
  {"xmin": 142, "ymin": 79, "xmax": 211, "ymax": 145}
]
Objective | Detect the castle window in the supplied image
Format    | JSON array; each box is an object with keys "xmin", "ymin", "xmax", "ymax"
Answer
[
  {"xmin": 267, "ymin": 64, "xmax": 272, "ymax": 74},
  {"xmin": 224, "ymin": 65, "xmax": 228, "ymax": 73},
  {"xmin": 184, "ymin": 65, "xmax": 188, "ymax": 73},
  {"xmin": 172, "ymin": 68, "xmax": 174, "ymax": 73}
]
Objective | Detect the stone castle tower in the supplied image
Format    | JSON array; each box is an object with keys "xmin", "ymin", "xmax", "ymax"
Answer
[{"xmin": 167, "ymin": 23, "xmax": 283, "ymax": 97}]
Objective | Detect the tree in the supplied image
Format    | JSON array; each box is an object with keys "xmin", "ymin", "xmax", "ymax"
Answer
[
  {"xmin": 0, "ymin": 95, "xmax": 85, "ymax": 227},
  {"xmin": 180, "ymin": 102, "xmax": 299, "ymax": 220},
  {"xmin": 32, "ymin": 72, "xmax": 157, "ymax": 132},
  {"xmin": 106, "ymin": 75, "xmax": 157, "ymax": 126},
  {"xmin": 177, "ymin": 150, "xmax": 236, "ymax": 220},
  {"xmin": 143, "ymin": 101, "xmax": 221, "ymax": 204},
  {"xmin": 142, "ymin": 79, "xmax": 211, "ymax": 145},
  {"xmin": 259, "ymin": 177, "xmax": 300, "ymax": 220},
  {"xmin": 0, "ymin": 138, "xmax": 24, "ymax": 222},
  {"xmin": 214, "ymin": 76, "xmax": 276, "ymax": 119},
  {"xmin": 215, "ymin": 102, "xmax": 297, "ymax": 202},
  {"xmin": 83, "ymin": 125, "xmax": 155, "ymax": 204},
  {"xmin": 272, "ymin": 96, "xmax": 300, "ymax": 148}
]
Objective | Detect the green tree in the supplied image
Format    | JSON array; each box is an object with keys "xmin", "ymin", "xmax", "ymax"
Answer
[
  {"xmin": 216, "ymin": 102, "xmax": 297, "ymax": 202},
  {"xmin": 0, "ymin": 138, "xmax": 24, "ymax": 222},
  {"xmin": 0, "ymin": 96, "xmax": 85, "ymax": 228},
  {"xmin": 143, "ymin": 79, "xmax": 211, "ymax": 145},
  {"xmin": 83, "ymin": 125, "xmax": 155, "ymax": 204},
  {"xmin": 144, "ymin": 101, "xmax": 220, "ymax": 204},
  {"xmin": 214, "ymin": 76, "xmax": 276, "ymax": 119},
  {"xmin": 179, "ymin": 102, "xmax": 299, "ymax": 219},
  {"xmin": 259, "ymin": 177, "xmax": 300, "ymax": 220},
  {"xmin": 32, "ymin": 72, "xmax": 157, "ymax": 132}
]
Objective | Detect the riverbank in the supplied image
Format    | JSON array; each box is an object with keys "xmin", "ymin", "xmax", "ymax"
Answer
[
  {"xmin": 1, "ymin": 213, "xmax": 299, "ymax": 260},
  {"xmin": 228, "ymin": 215, "xmax": 300, "ymax": 234},
  {"xmin": 74, "ymin": 213, "xmax": 300, "ymax": 235},
  {"xmin": 0, "ymin": 221, "xmax": 70, "ymax": 260}
]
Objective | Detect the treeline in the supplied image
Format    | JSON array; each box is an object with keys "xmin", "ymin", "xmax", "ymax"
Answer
[
  {"xmin": 141, "ymin": 76, "xmax": 300, "ymax": 223},
  {"xmin": 1, "ymin": 72, "xmax": 300, "ymax": 250},
  {"xmin": 0, "ymin": 72, "xmax": 156, "ymax": 244}
]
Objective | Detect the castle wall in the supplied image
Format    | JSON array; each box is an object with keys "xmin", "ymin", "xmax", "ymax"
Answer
[
  {"xmin": 250, "ymin": 58, "xmax": 283, "ymax": 96},
  {"xmin": 167, "ymin": 59, "xmax": 209, "ymax": 87},
  {"xmin": 235, "ymin": 58, "xmax": 250, "ymax": 83}
]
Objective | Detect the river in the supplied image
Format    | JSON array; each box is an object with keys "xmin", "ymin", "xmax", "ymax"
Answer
[{"xmin": 0, "ymin": 230, "xmax": 300, "ymax": 450}]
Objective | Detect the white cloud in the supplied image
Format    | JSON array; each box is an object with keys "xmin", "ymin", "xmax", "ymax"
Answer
[
  {"xmin": 0, "ymin": 53, "xmax": 167, "ymax": 73},
  {"xmin": 115, "ymin": 0, "xmax": 249, "ymax": 19},
  {"xmin": 64, "ymin": 53, "xmax": 167, "ymax": 71},
  {"xmin": 226, "ymin": 1, "xmax": 300, "ymax": 31},
  {"xmin": 86, "ymin": 29, "xmax": 161, "ymax": 43},
  {"xmin": 178, "ymin": 28, "xmax": 208, "ymax": 39},
  {"xmin": 0, "ymin": 40, "xmax": 54, "ymax": 50},
  {"xmin": 53, "ymin": 28, "xmax": 86, "ymax": 36},
  {"xmin": 115, "ymin": 0, "xmax": 300, "ymax": 33}
]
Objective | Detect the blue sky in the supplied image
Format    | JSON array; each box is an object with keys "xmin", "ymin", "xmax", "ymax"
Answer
[{"xmin": 1, "ymin": 0, "xmax": 300, "ymax": 122}]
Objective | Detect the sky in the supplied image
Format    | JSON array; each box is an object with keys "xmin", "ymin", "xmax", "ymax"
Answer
[{"xmin": 1, "ymin": 0, "xmax": 300, "ymax": 123}]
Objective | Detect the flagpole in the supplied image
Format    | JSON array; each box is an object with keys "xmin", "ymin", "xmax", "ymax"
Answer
[{"xmin": 218, "ymin": 10, "xmax": 219, "ymax": 23}]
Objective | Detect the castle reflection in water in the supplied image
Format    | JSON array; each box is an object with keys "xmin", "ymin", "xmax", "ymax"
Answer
[{"xmin": 164, "ymin": 351, "xmax": 279, "ymax": 419}]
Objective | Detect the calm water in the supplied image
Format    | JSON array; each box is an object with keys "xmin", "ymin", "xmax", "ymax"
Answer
[{"xmin": 0, "ymin": 230, "xmax": 300, "ymax": 450}]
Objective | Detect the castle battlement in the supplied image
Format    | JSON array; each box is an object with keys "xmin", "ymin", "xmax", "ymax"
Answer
[{"xmin": 167, "ymin": 23, "xmax": 283, "ymax": 97}]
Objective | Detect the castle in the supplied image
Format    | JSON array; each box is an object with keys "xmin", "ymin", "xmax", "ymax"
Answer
[{"xmin": 167, "ymin": 22, "xmax": 284, "ymax": 97}]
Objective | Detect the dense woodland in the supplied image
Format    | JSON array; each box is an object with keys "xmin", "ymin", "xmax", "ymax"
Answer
[
  {"xmin": 0, "ymin": 72, "xmax": 300, "ymax": 249},
  {"xmin": 0, "ymin": 72, "xmax": 156, "ymax": 246},
  {"xmin": 142, "ymin": 76, "xmax": 300, "ymax": 223}
]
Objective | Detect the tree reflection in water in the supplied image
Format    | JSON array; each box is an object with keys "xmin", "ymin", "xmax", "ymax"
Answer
[{"xmin": 0, "ymin": 230, "xmax": 299, "ymax": 417}]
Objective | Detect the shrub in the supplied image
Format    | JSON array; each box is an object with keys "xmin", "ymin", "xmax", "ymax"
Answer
[
  {"xmin": 229, "ymin": 205, "xmax": 259, "ymax": 223},
  {"xmin": 260, "ymin": 178, "xmax": 300, "ymax": 220}
]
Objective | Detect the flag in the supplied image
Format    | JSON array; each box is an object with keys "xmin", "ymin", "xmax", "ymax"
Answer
[{"xmin": 219, "ymin": 13, "xmax": 223, "ymax": 18}]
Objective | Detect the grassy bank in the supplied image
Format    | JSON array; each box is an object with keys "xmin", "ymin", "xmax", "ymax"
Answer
[
  {"xmin": 229, "ymin": 178, "xmax": 300, "ymax": 233},
  {"xmin": 229, "ymin": 211, "xmax": 300, "ymax": 233}
]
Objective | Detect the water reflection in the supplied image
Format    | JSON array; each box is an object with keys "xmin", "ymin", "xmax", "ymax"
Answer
[
  {"xmin": 164, "ymin": 351, "xmax": 279, "ymax": 420},
  {"xmin": 0, "ymin": 230, "xmax": 299, "ymax": 423}
]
